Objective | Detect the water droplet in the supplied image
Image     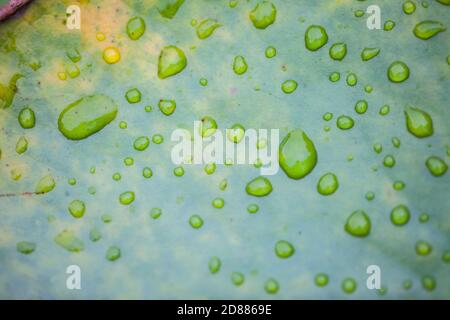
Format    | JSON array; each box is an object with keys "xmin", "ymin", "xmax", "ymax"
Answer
[
  {"xmin": 413, "ymin": 21, "xmax": 446, "ymax": 40},
  {"xmin": 233, "ymin": 55, "xmax": 248, "ymax": 75},
  {"xmin": 66, "ymin": 48, "xmax": 81, "ymax": 63},
  {"xmin": 36, "ymin": 174, "xmax": 56, "ymax": 194},
  {"xmin": 16, "ymin": 136, "xmax": 28, "ymax": 154},
  {"xmin": 212, "ymin": 197, "xmax": 225, "ymax": 208},
  {"xmin": 281, "ymin": 80, "xmax": 298, "ymax": 94},
  {"xmin": 126, "ymin": 17, "xmax": 145, "ymax": 40},
  {"xmin": 58, "ymin": 95, "xmax": 118, "ymax": 140},
  {"xmin": 103, "ymin": 47, "xmax": 120, "ymax": 64},
  {"xmin": 388, "ymin": 61, "xmax": 410, "ymax": 83},
  {"xmin": 89, "ymin": 228, "xmax": 102, "ymax": 242},
  {"xmin": 329, "ymin": 72, "xmax": 340, "ymax": 82},
  {"xmin": 68, "ymin": 200, "xmax": 85, "ymax": 218},
  {"xmin": 317, "ymin": 173, "xmax": 339, "ymax": 195},
  {"xmin": 133, "ymin": 136, "xmax": 150, "ymax": 151},
  {"xmin": 119, "ymin": 121, "xmax": 127, "ymax": 129},
  {"xmin": 18, "ymin": 107, "xmax": 35, "ymax": 129},
  {"xmin": 125, "ymin": 88, "xmax": 141, "ymax": 104},
  {"xmin": 66, "ymin": 64, "xmax": 80, "ymax": 78},
  {"xmin": 336, "ymin": 115, "xmax": 354, "ymax": 130},
  {"xmin": 421, "ymin": 275, "xmax": 436, "ymax": 291},
  {"xmin": 102, "ymin": 214, "xmax": 112, "ymax": 223},
  {"xmin": 403, "ymin": 1, "xmax": 416, "ymax": 14},
  {"xmin": 361, "ymin": 47, "xmax": 380, "ymax": 61},
  {"xmin": 345, "ymin": 210, "xmax": 371, "ymax": 237},
  {"xmin": 264, "ymin": 278, "xmax": 279, "ymax": 294},
  {"xmin": 341, "ymin": 278, "xmax": 357, "ymax": 294},
  {"xmin": 275, "ymin": 240, "xmax": 295, "ymax": 258},
  {"xmin": 227, "ymin": 123, "xmax": 245, "ymax": 143},
  {"xmin": 54, "ymin": 229, "xmax": 84, "ymax": 252},
  {"xmin": 204, "ymin": 162, "xmax": 216, "ymax": 174},
  {"xmin": 96, "ymin": 32, "xmax": 105, "ymax": 41},
  {"xmin": 150, "ymin": 207, "xmax": 162, "ymax": 219},
  {"xmin": 152, "ymin": 134, "xmax": 164, "ymax": 144},
  {"xmin": 354, "ymin": 100, "xmax": 368, "ymax": 114},
  {"xmin": 442, "ymin": 250, "xmax": 450, "ymax": 263},
  {"xmin": 229, "ymin": 0, "xmax": 238, "ymax": 8},
  {"xmin": 124, "ymin": 157, "xmax": 134, "ymax": 166},
  {"xmin": 383, "ymin": 155, "xmax": 396, "ymax": 168},
  {"xmin": 119, "ymin": 191, "xmax": 135, "ymax": 205},
  {"xmin": 231, "ymin": 272, "xmax": 245, "ymax": 286},
  {"xmin": 249, "ymin": 1, "xmax": 277, "ymax": 29},
  {"xmin": 329, "ymin": 43, "xmax": 347, "ymax": 61},
  {"xmin": 323, "ymin": 112, "xmax": 333, "ymax": 121},
  {"xmin": 305, "ymin": 25, "xmax": 328, "ymax": 51},
  {"xmin": 247, "ymin": 203, "xmax": 259, "ymax": 214},
  {"xmin": 174, "ymin": 166, "xmax": 185, "ymax": 177},
  {"xmin": 16, "ymin": 241, "xmax": 36, "ymax": 254},
  {"xmin": 279, "ymin": 129, "xmax": 317, "ymax": 179},
  {"xmin": 425, "ymin": 156, "xmax": 447, "ymax": 176},
  {"xmin": 404, "ymin": 106, "xmax": 434, "ymax": 138},
  {"xmin": 415, "ymin": 240, "xmax": 432, "ymax": 255},
  {"xmin": 315, "ymin": 273, "xmax": 329, "ymax": 287},
  {"xmin": 189, "ymin": 214, "xmax": 203, "ymax": 229},
  {"xmin": 346, "ymin": 73, "xmax": 357, "ymax": 86},
  {"xmin": 393, "ymin": 180, "xmax": 405, "ymax": 190},
  {"xmin": 158, "ymin": 0, "xmax": 184, "ymax": 19},
  {"xmin": 112, "ymin": 173, "xmax": 121, "ymax": 181},
  {"xmin": 419, "ymin": 212, "xmax": 429, "ymax": 223},
  {"xmin": 245, "ymin": 176, "xmax": 273, "ymax": 197},
  {"xmin": 68, "ymin": 178, "xmax": 77, "ymax": 185},
  {"xmin": 354, "ymin": 10, "xmax": 364, "ymax": 17},
  {"xmin": 392, "ymin": 137, "xmax": 401, "ymax": 148},
  {"xmin": 403, "ymin": 280, "xmax": 413, "ymax": 290},
  {"xmin": 199, "ymin": 78, "xmax": 208, "ymax": 86},
  {"xmin": 158, "ymin": 46, "xmax": 187, "ymax": 79},
  {"xmin": 384, "ymin": 20, "xmax": 396, "ymax": 31},
  {"xmin": 379, "ymin": 104, "xmax": 390, "ymax": 116},
  {"xmin": 390, "ymin": 205, "xmax": 410, "ymax": 226},
  {"xmin": 196, "ymin": 19, "xmax": 221, "ymax": 39},
  {"xmin": 158, "ymin": 99, "xmax": 176, "ymax": 116},
  {"xmin": 106, "ymin": 246, "xmax": 121, "ymax": 261},
  {"xmin": 209, "ymin": 256, "xmax": 221, "ymax": 274},
  {"xmin": 200, "ymin": 116, "xmax": 217, "ymax": 137},
  {"xmin": 144, "ymin": 105, "xmax": 152, "ymax": 112},
  {"xmin": 265, "ymin": 46, "xmax": 276, "ymax": 58}
]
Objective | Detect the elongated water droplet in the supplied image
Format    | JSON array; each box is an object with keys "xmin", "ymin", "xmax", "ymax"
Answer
[
  {"xmin": 413, "ymin": 20, "xmax": 446, "ymax": 40},
  {"xmin": 35, "ymin": 174, "xmax": 56, "ymax": 194},
  {"xmin": 196, "ymin": 19, "xmax": 221, "ymax": 39},
  {"xmin": 54, "ymin": 229, "xmax": 84, "ymax": 252},
  {"xmin": 245, "ymin": 176, "xmax": 273, "ymax": 197},
  {"xmin": 58, "ymin": 95, "xmax": 118, "ymax": 140},
  {"xmin": 345, "ymin": 210, "xmax": 371, "ymax": 237},
  {"xmin": 279, "ymin": 129, "xmax": 317, "ymax": 179},
  {"xmin": 361, "ymin": 47, "xmax": 380, "ymax": 61},
  {"xmin": 305, "ymin": 25, "xmax": 328, "ymax": 51},
  {"xmin": 158, "ymin": 46, "xmax": 187, "ymax": 79},
  {"xmin": 404, "ymin": 106, "xmax": 433, "ymax": 138},
  {"xmin": 249, "ymin": 1, "xmax": 277, "ymax": 29},
  {"xmin": 17, "ymin": 241, "xmax": 36, "ymax": 254},
  {"xmin": 209, "ymin": 256, "xmax": 221, "ymax": 274}
]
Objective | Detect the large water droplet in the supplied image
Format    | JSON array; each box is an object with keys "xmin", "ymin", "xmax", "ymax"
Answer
[
  {"xmin": 388, "ymin": 61, "xmax": 410, "ymax": 83},
  {"xmin": 158, "ymin": 46, "xmax": 187, "ymax": 79},
  {"xmin": 413, "ymin": 20, "xmax": 446, "ymax": 40},
  {"xmin": 58, "ymin": 95, "xmax": 118, "ymax": 140},
  {"xmin": 404, "ymin": 106, "xmax": 434, "ymax": 138},
  {"xmin": 345, "ymin": 210, "xmax": 371, "ymax": 237},
  {"xmin": 249, "ymin": 1, "xmax": 277, "ymax": 29},
  {"xmin": 279, "ymin": 129, "xmax": 317, "ymax": 179},
  {"xmin": 305, "ymin": 25, "xmax": 328, "ymax": 51}
]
